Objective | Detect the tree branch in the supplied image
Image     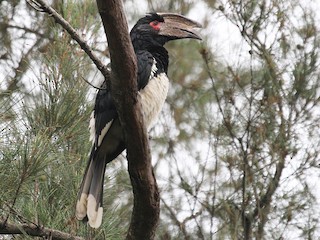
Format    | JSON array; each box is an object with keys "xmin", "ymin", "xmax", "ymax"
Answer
[
  {"xmin": 95, "ymin": 1, "xmax": 159, "ymax": 239},
  {"xmin": 0, "ymin": 221, "xmax": 84, "ymax": 240},
  {"xmin": 26, "ymin": 0, "xmax": 110, "ymax": 78}
]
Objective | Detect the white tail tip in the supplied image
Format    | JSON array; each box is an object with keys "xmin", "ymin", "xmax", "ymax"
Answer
[
  {"xmin": 87, "ymin": 194, "xmax": 103, "ymax": 228},
  {"xmin": 76, "ymin": 193, "xmax": 88, "ymax": 220}
]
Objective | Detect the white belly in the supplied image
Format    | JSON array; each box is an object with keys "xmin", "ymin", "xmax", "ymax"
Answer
[{"xmin": 139, "ymin": 73, "xmax": 169, "ymax": 130}]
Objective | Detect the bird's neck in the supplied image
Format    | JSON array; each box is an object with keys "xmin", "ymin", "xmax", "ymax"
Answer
[
  {"xmin": 133, "ymin": 42, "xmax": 169, "ymax": 74},
  {"xmin": 148, "ymin": 46, "xmax": 169, "ymax": 74}
]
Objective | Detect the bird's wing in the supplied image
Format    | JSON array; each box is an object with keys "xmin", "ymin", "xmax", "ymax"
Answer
[
  {"xmin": 89, "ymin": 81, "xmax": 118, "ymax": 148},
  {"xmin": 90, "ymin": 52, "xmax": 154, "ymax": 148},
  {"xmin": 136, "ymin": 50, "xmax": 156, "ymax": 89}
]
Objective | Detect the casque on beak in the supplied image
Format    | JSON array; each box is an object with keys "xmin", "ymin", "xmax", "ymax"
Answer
[{"xmin": 157, "ymin": 13, "xmax": 202, "ymax": 40}]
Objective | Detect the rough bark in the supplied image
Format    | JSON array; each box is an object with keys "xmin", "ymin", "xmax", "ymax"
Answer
[{"xmin": 95, "ymin": 1, "xmax": 160, "ymax": 239}]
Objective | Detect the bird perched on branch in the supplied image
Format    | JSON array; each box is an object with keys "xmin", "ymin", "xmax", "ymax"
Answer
[{"xmin": 76, "ymin": 12, "xmax": 201, "ymax": 228}]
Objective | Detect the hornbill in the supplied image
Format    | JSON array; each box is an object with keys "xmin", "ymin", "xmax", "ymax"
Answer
[{"xmin": 76, "ymin": 12, "xmax": 201, "ymax": 228}]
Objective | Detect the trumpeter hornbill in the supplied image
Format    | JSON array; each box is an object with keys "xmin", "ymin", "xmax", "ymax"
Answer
[{"xmin": 76, "ymin": 12, "xmax": 201, "ymax": 228}]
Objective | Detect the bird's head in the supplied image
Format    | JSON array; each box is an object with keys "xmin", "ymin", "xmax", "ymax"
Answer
[{"xmin": 130, "ymin": 12, "xmax": 202, "ymax": 49}]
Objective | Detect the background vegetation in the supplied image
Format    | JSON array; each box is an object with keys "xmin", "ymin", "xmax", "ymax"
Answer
[{"xmin": 1, "ymin": 0, "xmax": 320, "ymax": 239}]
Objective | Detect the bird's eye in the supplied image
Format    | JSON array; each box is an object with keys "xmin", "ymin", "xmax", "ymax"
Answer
[{"xmin": 149, "ymin": 20, "xmax": 161, "ymax": 31}]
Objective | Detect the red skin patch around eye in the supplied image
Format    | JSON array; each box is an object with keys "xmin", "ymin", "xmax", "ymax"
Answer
[{"xmin": 150, "ymin": 21, "xmax": 161, "ymax": 31}]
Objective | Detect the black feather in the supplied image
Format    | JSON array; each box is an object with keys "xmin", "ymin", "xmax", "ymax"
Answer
[
  {"xmin": 93, "ymin": 81, "xmax": 117, "ymax": 147},
  {"xmin": 136, "ymin": 51, "xmax": 154, "ymax": 89}
]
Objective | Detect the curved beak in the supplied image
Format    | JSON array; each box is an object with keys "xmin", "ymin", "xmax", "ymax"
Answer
[{"xmin": 157, "ymin": 13, "xmax": 202, "ymax": 40}]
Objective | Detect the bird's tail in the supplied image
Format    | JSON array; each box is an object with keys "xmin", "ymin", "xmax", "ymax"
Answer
[{"xmin": 76, "ymin": 149, "xmax": 107, "ymax": 228}]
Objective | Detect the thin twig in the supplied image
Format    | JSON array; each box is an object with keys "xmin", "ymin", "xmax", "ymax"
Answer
[
  {"xmin": 161, "ymin": 198, "xmax": 190, "ymax": 239},
  {"xmin": 80, "ymin": 76, "xmax": 106, "ymax": 90},
  {"xmin": 5, "ymin": 24, "xmax": 53, "ymax": 40},
  {"xmin": 2, "ymin": 203, "xmax": 37, "ymax": 227}
]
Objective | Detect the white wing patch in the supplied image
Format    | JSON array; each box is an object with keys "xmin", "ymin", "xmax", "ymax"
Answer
[
  {"xmin": 139, "ymin": 72, "xmax": 169, "ymax": 130},
  {"xmin": 89, "ymin": 112, "xmax": 96, "ymax": 144},
  {"xmin": 98, "ymin": 121, "xmax": 113, "ymax": 146},
  {"xmin": 149, "ymin": 58, "xmax": 158, "ymax": 80},
  {"xmin": 89, "ymin": 111, "xmax": 113, "ymax": 147}
]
